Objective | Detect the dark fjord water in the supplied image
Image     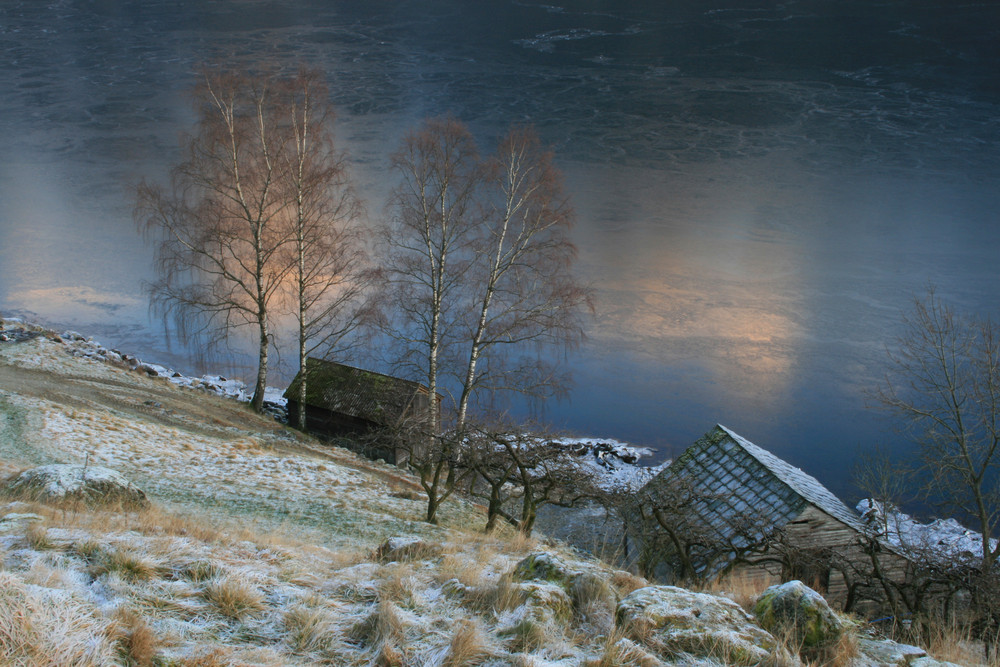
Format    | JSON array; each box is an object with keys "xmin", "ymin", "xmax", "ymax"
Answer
[{"xmin": 2, "ymin": 0, "xmax": 999, "ymax": 499}]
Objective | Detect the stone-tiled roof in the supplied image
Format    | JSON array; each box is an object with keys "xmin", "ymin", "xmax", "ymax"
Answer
[
  {"xmin": 716, "ymin": 425, "xmax": 865, "ymax": 531},
  {"xmin": 283, "ymin": 358, "xmax": 430, "ymax": 427},
  {"xmin": 642, "ymin": 425, "xmax": 864, "ymax": 546}
]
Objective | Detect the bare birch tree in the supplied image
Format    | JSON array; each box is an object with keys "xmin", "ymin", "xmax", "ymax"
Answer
[
  {"xmin": 874, "ymin": 289, "xmax": 1000, "ymax": 571},
  {"xmin": 136, "ymin": 69, "xmax": 290, "ymax": 412},
  {"xmin": 281, "ymin": 69, "xmax": 372, "ymax": 429},
  {"xmin": 454, "ymin": 126, "xmax": 588, "ymax": 427},
  {"xmin": 137, "ymin": 67, "xmax": 373, "ymax": 416},
  {"xmin": 380, "ymin": 117, "xmax": 482, "ymax": 523},
  {"xmin": 380, "ymin": 117, "xmax": 591, "ymax": 524}
]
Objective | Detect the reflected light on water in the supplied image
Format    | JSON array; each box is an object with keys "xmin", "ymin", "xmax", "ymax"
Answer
[
  {"xmin": 4, "ymin": 286, "xmax": 146, "ymax": 325},
  {"xmin": 572, "ymin": 158, "xmax": 808, "ymax": 415}
]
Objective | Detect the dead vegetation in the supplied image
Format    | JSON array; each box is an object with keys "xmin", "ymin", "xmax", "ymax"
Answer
[{"xmin": 0, "ymin": 336, "xmax": 991, "ymax": 666}]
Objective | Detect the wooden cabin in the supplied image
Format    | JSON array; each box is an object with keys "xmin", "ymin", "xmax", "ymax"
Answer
[
  {"xmin": 637, "ymin": 425, "xmax": 909, "ymax": 612},
  {"xmin": 283, "ymin": 358, "xmax": 439, "ymax": 465}
]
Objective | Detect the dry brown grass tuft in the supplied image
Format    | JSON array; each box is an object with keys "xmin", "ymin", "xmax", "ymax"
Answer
[
  {"xmin": 175, "ymin": 647, "xmax": 233, "ymax": 666},
  {"xmin": 924, "ymin": 622, "xmax": 998, "ymax": 667},
  {"xmin": 110, "ymin": 607, "xmax": 160, "ymax": 667},
  {"xmin": 24, "ymin": 558, "xmax": 73, "ymax": 589},
  {"xmin": 699, "ymin": 571, "xmax": 773, "ymax": 611},
  {"xmin": 24, "ymin": 521, "xmax": 53, "ymax": 550},
  {"xmin": 281, "ymin": 544, "xmax": 367, "ymax": 584},
  {"xmin": 583, "ymin": 631, "xmax": 662, "ymax": 667},
  {"xmin": 568, "ymin": 571, "xmax": 618, "ymax": 634},
  {"xmin": 379, "ymin": 563, "xmax": 418, "ymax": 607},
  {"xmin": 609, "ymin": 569, "xmax": 647, "ymax": 597},
  {"xmin": 95, "ymin": 547, "xmax": 159, "ymax": 583},
  {"xmin": 506, "ymin": 530, "xmax": 539, "ymax": 555},
  {"xmin": 283, "ymin": 603, "xmax": 339, "ymax": 654},
  {"xmin": 351, "ymin": 600, "xmax": 406, "ymax": 649},
  {"xmin": 437, "ymin": 552, "xmax": 492, "ymax": 590},
  {"xmin": 571, "ymin": 572, "xmax": 616, "ymax": 608},
  {"xmin": 94, "ymin": 548, "xmax": 150, "ymax": 582},
  {"xmin": 442, "ymin": 618, "xmax": 493, "ymax": 666},
  {"xmin": 373, "ymin": 642, "xmax": 405, "ymax": 667},
  {"xmin": 463, "ymin": 574, "xmax": 524, "ymax": 615},
  {"xmin": 73, "ymin": 537, "xmax": 101, "ymax": 562},
  {"xmin": 176, "ymin": 559, "xmax": 223, "ymax": 583},
  {"xmin": 202, "ymin": 575, "xmax": 266, "ymax": 619},
  {"xmin": 816, "ymin": 628, "xmax": 861, "ymax": 667},
  {"xmin": 511, "ymin": 656, "xmax": 540, "ymax": 667},
  {"xmin": 0, "ymin": 572, "xmax": 120, "ymax": 665},
  {"xmin": 502, "ymin": 616, "xmax": 549, "ymax": 653}
]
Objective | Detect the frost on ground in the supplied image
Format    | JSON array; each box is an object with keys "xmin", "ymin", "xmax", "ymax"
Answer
[
  {"xmin": 0, "ymin": 318, "xmax": 985, "ymax": 666},
  {"xmin": 0, "ymin": 319, "xmax": 655, "ymax": 665}
]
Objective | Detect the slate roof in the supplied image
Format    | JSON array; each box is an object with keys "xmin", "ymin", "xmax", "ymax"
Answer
[
  {"xmin": 716, "ymin": 425, "xmax": 865, "ymax": 531},
  {"xmin": 283, "ymin": 358, "xmax": 431, "ymax": 427},
  {"xmin": 642, "ymin": 424, "xmax": 865, "ymax": 545}
]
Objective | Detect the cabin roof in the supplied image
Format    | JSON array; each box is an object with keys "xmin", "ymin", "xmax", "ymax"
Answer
[
  {"xmin": 283, "ymin": 358, "xmax": 430, "ymax": 427},
  {"xmin": 644, "ymin": 424, "xmax": 865, "ymax": 541}
]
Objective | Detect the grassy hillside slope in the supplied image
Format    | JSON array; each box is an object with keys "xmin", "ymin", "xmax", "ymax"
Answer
[
  {"xmin": 0, "ymin": 325, "xmax": 985, "ymax": 666},
  {"xmin": 0, "ymin": 330, "xmax": 648, "ymax": 666}
]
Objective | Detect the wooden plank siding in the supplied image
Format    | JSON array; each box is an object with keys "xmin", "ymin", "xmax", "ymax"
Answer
[{"xmin": 729, "ymin": 505, "xmax": 910, "ymax": 612}]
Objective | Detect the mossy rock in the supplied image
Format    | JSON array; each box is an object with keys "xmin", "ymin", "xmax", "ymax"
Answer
[
  {"xmin": 518, "ymin": 581, "xmax": 573, "ymax": 625},
  {"xmin": 753, "ymin": 580, "xmax": 844, "ymax": 650},
  {"xmin": 512, "ymin": 552, "xmax": 572, "ymax": 585},
  {"xmin": 617, "ymin": 586, "xmax": 778, "ymax": 666},
  {"xmin": 2, "ymin": 464, "xmax": 149, "ymax": 509}
]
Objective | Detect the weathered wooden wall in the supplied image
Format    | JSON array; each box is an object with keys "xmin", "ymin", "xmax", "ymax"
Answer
[{"xmin": 733, "ymin": 505, "xmax": 911, "ymax": 613}]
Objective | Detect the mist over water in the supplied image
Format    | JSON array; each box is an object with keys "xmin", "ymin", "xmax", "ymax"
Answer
[{"xmin": 2, "ymin": 0, "xmax": 999, "ymax": 500}]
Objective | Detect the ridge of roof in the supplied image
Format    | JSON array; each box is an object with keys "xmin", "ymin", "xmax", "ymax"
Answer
[
  {"xmin": 716, "ymin": 424, "xmax": 864, "ymax": 531},
  {"xmin": 282, "ymin": 358, "xmax": 435, "ymax": 427},
  {"xmin": 304, "ymin": 357, "xmax": 427, "ymax": 390}
]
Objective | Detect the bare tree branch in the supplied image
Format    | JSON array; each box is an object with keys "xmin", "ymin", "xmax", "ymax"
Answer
[
  {"xmin": 377, "ymin": 117, "xmax": 591, "ymax": 524},
  {"xmin": 136, "ymin": 67, "xmax": 294, "ymax": 411}
]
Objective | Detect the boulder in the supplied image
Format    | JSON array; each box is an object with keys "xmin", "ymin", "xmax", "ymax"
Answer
[
  {"xmin": 2, "ymin": 464, "xmax": 149, "ymax": 509},
  {"xmin": 855, "ymin": 638, "xmax": 927, "ymax": 666},
  {"xmin": 374, "ymin": 536, "xmax": 441, "ymax": 563},
  {"xmin": 512, "ymin": 552, "xmax": 620, "ymax": 632},
  {"xmin": 910, "ymin": 657, "xmax": 965, "ymax": 667},
  {"xmin": 518, "ymin": 581, "xmax": 573, "ymax": 625},
  {"xmin": 512, "ymin": 551, "xmax": 573, "ymax": 585},
  {"xmin": 753, "ymin": 580, "xmax": 845, "ymax": 649},
  {"xmin": 617, "ymin": 585, "xmax": 778, "ymax": 666}
]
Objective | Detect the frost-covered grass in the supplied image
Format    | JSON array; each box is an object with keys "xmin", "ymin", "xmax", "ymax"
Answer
[
  {"xmin": 1, "ymin": 320, "xmax": 986, "ymax": 666},
  {"xmin": 0, "ymin": 332, "xmax": 648, "ymax": 665},
  {"xmin": 0, "ymin": 498, "xmax": 639, "ymax": 666}
]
